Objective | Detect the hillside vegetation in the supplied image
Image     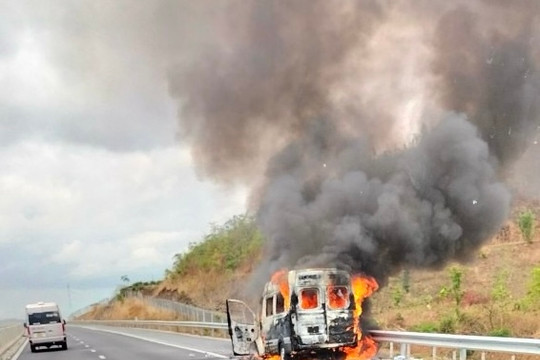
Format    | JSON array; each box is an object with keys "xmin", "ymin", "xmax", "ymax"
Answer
[
  {"xmin": 155, "ymin": 214, "xmax": 263, "ymax": 308},
  {"xmin": 85, "ymin": 206, "xmax": 539, "ymax": 337}
]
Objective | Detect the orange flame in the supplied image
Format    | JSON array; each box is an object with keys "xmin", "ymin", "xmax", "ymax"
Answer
[
  {"xmin": 327, "ymin": 285, "xmax": 349, "ymax": 309},
  {"xmin": 267, "ymin": 270, "xmax": 379, "ymax": 360},
  {"xmin": 300, "ymin": 289, "xmax": 319, "ymax": 309},
  {"xmin": 271, "ymin": 269, "xmax": 290, "ymax": 309},
  {"xmin": 344, "ymin": 274, "xmax": 379, "ymax": 360}
]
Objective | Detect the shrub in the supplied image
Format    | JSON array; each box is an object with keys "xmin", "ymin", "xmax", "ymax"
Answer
[
  {"xmin": 488, "ymin": 328, "xmax": 511, "ymax": 337},
  {"xmin": 491, "ymin": 270, "xmax": 510, "ymax": 304},
  {"xmin": 528, "ymin": 267, "xmax": 540, "ymax": 299},
  {"xmin": 486, "ymin": 270, "xmax": 511, "ymax": 330},
  {"xmin": 462, "ymin": 290, "xmax": 489, "ymax": 306},
  {"xmin": 392, "ymin": 287, "xmax": 403, "ymax": 307},
  {"xmin": 517, "ymin": 210, "xmax": 536, "ymax": 244},
  {"xmin": 412, "ymin": 322, "xmax": 438, "ymax": 333},
  {"xmin": 402, "ymin": 269, "xmax": 410, "ymax": 294},
  {"xmin": 446, "ymin": 267, "xmax": 465, "ymax": 318},
  {"xmin": 522, "ymin": 266, "xmax": 540, "ymax": 310},
  {"xmin": 438, "ymin": 316, "xmax": 456, "ymax": 334}
]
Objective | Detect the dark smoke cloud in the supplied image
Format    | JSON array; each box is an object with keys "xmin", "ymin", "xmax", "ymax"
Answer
[
  {"xmin": 256, "ymin": 115, "xmax": 510, "ymax": 285},
  {"xmin": 432, "ymin": 2, "xmax": 540, "ymax": 165},
  {"xmin": 169, "ymin": 1, "xmax": 386, "ymax": 182},
  {"xmin": 164, "ymin": 1, "xmax": 539, "ymax": 287}
]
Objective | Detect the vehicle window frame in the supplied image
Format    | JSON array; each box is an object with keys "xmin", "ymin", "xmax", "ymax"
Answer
[
  {"xmin": 326, "ymin": 285, "xmax": 350, "ymax": 310},
  {"xmin": 299, "ymin": 288, "xmax": 320, "ymax": 310},
  {"xmin": 275, "ymin": 292, "xmax": 285, "ymax": 314},
  {"xmin": 28, "ymin": 311, "xmax": 61, "ymax": 325},
  {"xmin": 265, "ymin": 296, "xmax": 274, "ymax": 317}
]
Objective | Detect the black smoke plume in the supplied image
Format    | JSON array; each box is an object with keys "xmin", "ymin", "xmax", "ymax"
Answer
[
  {"xmin": 256, "ymin": 114, "xmax": 510, "ymax": 285},
  {"xmin": 167, "ymin": 1, "xmax": 539, "ymax": 287}
]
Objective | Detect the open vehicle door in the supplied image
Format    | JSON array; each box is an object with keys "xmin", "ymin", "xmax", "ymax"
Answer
[{"xmin": 226, "ymin": 299, "xmax": 263, "ymax": 356}]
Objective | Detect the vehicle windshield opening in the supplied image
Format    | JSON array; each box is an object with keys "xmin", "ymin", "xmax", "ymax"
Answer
[{"xmin": 28, "ymin": 311, "xmax": 61, "ymax": 325}]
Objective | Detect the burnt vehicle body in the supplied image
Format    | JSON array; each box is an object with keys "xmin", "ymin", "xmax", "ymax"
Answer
[{"xmin": 226, "ymin": 268, "xmax": 357, "ymax": 359}]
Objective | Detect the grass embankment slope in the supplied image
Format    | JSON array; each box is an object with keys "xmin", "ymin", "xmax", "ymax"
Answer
[{"xmin": 84, "ymin": 209, "xmax": 540, "ymax": 337}]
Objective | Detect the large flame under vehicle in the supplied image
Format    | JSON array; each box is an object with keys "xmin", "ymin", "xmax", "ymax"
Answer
[{"xmin": 226, "ymin": 268, "xmax": 376, "ymax": 360}]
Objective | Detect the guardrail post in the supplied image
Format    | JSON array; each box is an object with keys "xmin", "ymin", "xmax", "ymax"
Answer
[
  {"xmin": 389, "ymin": 342, "xmax": 393, "ymax": 358},
  {"xmin": 432, "ymin": 346, "xmax": 437, "ymax": 360},
  {"xmin": 481, "ymin": 352, "xmax": 486, "ymax": 360},
  {"xmin": 400, "ymin": 343, "xmax": 407, "ymax": 356},
  {"xmin": 459, "ymin": 348, "xmax": 467, "ymax": 360}
]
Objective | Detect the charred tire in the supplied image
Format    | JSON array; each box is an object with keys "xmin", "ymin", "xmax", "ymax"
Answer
[
  {"xmin": 30, "ymin": 344, "xmax": 37, "ymax": 353},
  {"xmin": 279, "ymin": 344, "xmax": 290, "ymax": 360},
  {"xmin": 61, "ymin": 341, "xmax": 68, "ymax": 350}
]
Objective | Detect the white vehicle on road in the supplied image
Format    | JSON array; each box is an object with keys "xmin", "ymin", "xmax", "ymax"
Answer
[{"xmin": 24, "ymin": 302, "xmax": 67, "ymax": 352}]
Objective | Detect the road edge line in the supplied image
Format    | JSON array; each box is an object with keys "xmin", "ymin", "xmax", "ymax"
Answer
[{"xmin": 11, "ymin": 339, "xmax": 28, "ymax": 360}]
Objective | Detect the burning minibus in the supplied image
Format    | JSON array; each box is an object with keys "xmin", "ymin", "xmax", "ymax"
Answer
[{"xmin": 226, "ymin": 268, "xmax": 378, "ymax": 360}]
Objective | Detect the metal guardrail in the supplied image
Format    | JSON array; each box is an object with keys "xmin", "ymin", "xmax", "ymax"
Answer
[
  {"xmin": 70, "ymin": 297, "xmax": 110, "ymax": 319},
  {"xmin": 138, "ymin": 296, "xmax": 227, "ymax": 323},
  {"xmin": 370, "ymin": 330, "xmax": 540, "ymax": 359},
  {"xmin": 74, "ymin": 319, "xmax": 540, "ymax": 358},
  {"xmin": 76, "ymin": 319, "xmax": 228, "ymax": 329},
  {"xmin": 71, "ymin": 294, "xmax": 227, "ymax": 323},
  {"xmin": 0, "ymin": 324, "xmax": 23, "ymax": 357}
]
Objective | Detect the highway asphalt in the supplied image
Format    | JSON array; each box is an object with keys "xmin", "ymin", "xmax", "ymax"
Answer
[{"xmin": 16, "ymin": 325, "xmax": 232, "ymax": 360}]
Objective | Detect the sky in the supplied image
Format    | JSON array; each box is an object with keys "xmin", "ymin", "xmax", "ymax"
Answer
[
  {"xmin": 0, "ymin": 1, "xmax": 247, "ymax": 319},
  {"xmin": 1, "ymin": 0, "xmax": 539, "ymax": 321}
]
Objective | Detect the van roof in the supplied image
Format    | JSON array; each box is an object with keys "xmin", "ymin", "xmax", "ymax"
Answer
[{"xmin": 25, "ymin": 302, "xmax": 60, "ymax": 314}]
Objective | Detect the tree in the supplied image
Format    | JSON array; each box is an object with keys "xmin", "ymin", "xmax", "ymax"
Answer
[{"xmin": 449, "ymin": 267, "xmax": 464, "ymax": 319}]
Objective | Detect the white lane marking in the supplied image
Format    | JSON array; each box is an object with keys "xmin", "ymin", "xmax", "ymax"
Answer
[
  {"xmin": 85, "ymin": 344, "xmax": 90, "ymax": 348},
  {"xmin": 11, "ymin": 339, "xmax": 28, "ymax": 360},
  {"xmin": 79, "ymin": 326, "xmax": 227, "ymax": 358},
  {"xmin": 91, "ymin": 349, "xmax": 97, "ymax": 352},
  {"xmin": 80, "ymin": 341, "xmax": 85, "ymax": 344},
  {"xmin": 98, "ymin": 356, "xmax": 106, "ymax": 359}
]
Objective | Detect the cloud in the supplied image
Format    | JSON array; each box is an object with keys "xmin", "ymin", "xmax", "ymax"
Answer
[
  {"xmin": 0, "ymin": 1, "xmax": 183, "ymax": 151},
  {"xmin": 0, "ymin": 1, "xmax": 254, "ymax": 319},
  {"xmin": 0, "ymin": 140, "xmax": 247, "ymax": 292}
]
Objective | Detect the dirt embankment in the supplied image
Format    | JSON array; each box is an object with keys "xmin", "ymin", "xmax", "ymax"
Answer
[{"xmin": 82, "ymin": 206, "xmax": 540, "ymax": 337}]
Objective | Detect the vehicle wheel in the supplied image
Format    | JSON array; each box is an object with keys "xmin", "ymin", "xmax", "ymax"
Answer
[
  {"xmin": 62, "ymin": 341, "xmax": 68, "ymax": 350},
  {"xmin": 30, "ymin": 344, "xmax": 36, "ymax": 353},
  {"xmin": 280, "ymin": 345, "xmax": 290, "ymax": 360}
]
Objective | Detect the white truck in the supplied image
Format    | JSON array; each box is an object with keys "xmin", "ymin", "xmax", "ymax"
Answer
[{"xmin": 24, "ymin": 302, "xmax": 67, "ymax": 352}]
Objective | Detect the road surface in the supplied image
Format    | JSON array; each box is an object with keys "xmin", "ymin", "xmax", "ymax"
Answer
[{"xmin": 17, "ymin": 325, "xmax": 232, "ymax": 360}]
